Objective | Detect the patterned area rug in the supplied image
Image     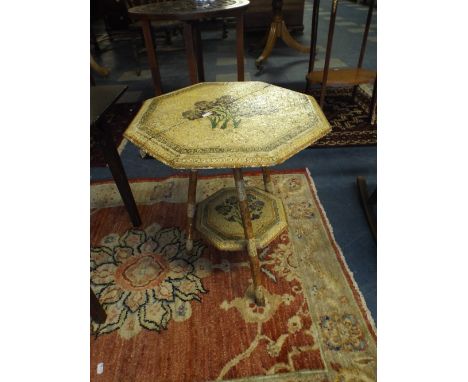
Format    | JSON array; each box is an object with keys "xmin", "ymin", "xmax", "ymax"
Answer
[
  {"xmin": 90, "ymin": 169, "xmax": 376, "ymax": 382},
  {"xmin": 308, "ymin": 87, "xmax": 377, "ymax": 147},
  {"xmin": 91, "ymin": 102, "xmax": 141, "ymax": 167}
]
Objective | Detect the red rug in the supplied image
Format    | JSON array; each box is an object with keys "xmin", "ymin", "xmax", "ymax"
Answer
[
  {"xmin": 90, "ymin": 169, "xmax": 376, "ymax": 381},
  {"xmin": 308, "ymin": 87, "xmax": 377, "ymax": 147}
]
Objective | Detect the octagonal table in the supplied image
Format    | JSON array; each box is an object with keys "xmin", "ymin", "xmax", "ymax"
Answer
[{"xmin": 124, "ymin": 81, "xmax": 331, "ymax": 305}]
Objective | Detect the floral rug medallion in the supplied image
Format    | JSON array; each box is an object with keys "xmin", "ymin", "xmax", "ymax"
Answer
[
  {"xmin": 91, "ymin": 169, "xmax": 376, "ymax": 382},
  {"xmin": 91, "ymin": 225, "xmax": 207, "ymax": 339}
]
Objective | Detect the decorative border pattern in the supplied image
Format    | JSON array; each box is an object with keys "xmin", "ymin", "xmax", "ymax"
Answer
[{"xmin": 124, "ymin": 82, "xmax": 332, "ymax": 169}]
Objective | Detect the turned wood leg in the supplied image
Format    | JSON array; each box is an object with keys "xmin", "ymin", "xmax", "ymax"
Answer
[
  {"xmin": 186, "ymin": 170, "xmax": 198, "ymax": 254},
  {"xmin": 233, "ymin": 168, "xmax": 265, "ymax": 306},
  {"xmin": 141, "ymin": 19, "xmax": 163, "ymax": 96},
  {"xmin": 261, "ymin": 167, "xmax": 274, "ymax": 193},
  {"xmin": 236, "ymin": 14, "xmax": 245, "ymax": 81},
  {"xmin": 183, "ymin": 22, "xmax": 199, "ymax": 84},
  {"xmin": 193, "ymin": 22, "xmax": 205, "ymax": 82}
]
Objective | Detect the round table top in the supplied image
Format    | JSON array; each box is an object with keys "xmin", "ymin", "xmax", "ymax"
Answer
[
  {"xmin": 128, "ymin": 0, "xmax": 250, "ymax": 21},
  {"xmin": 124, "ymin": 82, "xmax": 331, "ymax": 169}
]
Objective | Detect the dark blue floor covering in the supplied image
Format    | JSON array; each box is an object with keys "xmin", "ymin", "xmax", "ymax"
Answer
[{"xmin": 91, "ymin": 0, "xmax": 377, "ymax": 322}]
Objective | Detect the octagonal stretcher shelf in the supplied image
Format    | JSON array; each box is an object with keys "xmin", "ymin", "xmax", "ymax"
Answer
[{"xmin": 195, "ymin": 187, "xmax": 287, "ymax": 251}]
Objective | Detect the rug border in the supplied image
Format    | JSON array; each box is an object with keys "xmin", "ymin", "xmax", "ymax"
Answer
[
  {"xmin": 90, "ymin": 169, "xmax": 312, "ymax": 186},
  {"xmin": 304, "ymin": 168, "xmax": 377, "ymax": 341},
  {"xmin": 91, "ymin": 167, "xmax": 377, "ymax": 341}
]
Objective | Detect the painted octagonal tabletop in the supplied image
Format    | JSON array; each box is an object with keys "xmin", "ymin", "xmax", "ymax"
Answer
[{"xmin": 124, "ymin": 82, "xmax": 331, "ymax": 169}]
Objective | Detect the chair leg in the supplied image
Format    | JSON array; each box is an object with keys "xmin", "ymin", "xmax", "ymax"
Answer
[{"xmin": 91, "ymin": 288, "xmax": 107, "ymax": 324}]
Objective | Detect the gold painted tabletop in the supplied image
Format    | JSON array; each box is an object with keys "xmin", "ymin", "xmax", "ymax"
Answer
[{"xmin": 124, "ymin": 82, "xmax": 331, "ymax": 169}]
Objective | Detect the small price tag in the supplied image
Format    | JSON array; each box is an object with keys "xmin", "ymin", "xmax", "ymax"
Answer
[{"xmin": 97, "ymin": 362, "xmax": 104, "ymax": 375}]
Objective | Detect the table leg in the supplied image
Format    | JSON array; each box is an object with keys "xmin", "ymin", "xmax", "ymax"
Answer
[
  {"xmin": 255, "ymin": 21, "xmax": 278, "ymax": 69},
  {"xmin": 95, "ymin": 122, "xmax": 141, "ymax": 227},
  {"xmin": 233, "ymin": 168, "xmax": 265, "ymax": 306},
  {"xmin": 141, "ymin": 19, "xmax": 163, "ymax": 96},
  {"xmin": 186, "ymin": 170, "xmax": 198, "ymax": 254},
  {"xmin": 183, "ymin": 22, "xmax": 199, "ymax": 84},
  {"xmin": 236, "ymin": 14, "xmax": 245, "ymax": 81},
  {"xmin": 368, "ymin": 77, "xmax": 377, "ymax": 124},
  {"xmin": 193, "ymin": 21, "xmax": 205, "ymax": 82},
  {"xmin": 261, "ymin": 167, "xmax": 274, "ymax": 193},
  {"xmin": 306, "ymin": 0, "xmax": 321, "ymax": 93},
  {"xmin": 91, "ymin": 288, "xmax": 107, "ymax": 324},
  {"xmin": 319, "ymin": 0, "xmax": 339, "ymax": 108},
  {"xmin": 280, "ymin": 20, "xmax": 310, "ymax": 53}
]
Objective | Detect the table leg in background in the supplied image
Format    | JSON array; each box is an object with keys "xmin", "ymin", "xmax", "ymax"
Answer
[
  {"xmin": 186, "ymin": 170, "xmax": 198, "ymax": 254},
  {"xmin": 193, "ymin": 21, "xmax": 205, "ymax": 82},
  {"xmin": 236, "ymin": 14, "xmax": 245, "ymax": 81},
  {"xmin": 183, "ymin": 22, "xmax": 199, "ymax": 84},
  {"xmin": 141, "ymin": 19, "xmax": 163, "ymax": 96},
  {"xmin": 305, "ymin": 0, "xmax": 321, "ymax": 93},
  {"xmin": 233, "ymin": 168, "xmax": 265, "ymax": 306}
]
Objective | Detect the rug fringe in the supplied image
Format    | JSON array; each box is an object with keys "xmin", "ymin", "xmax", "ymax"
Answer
[{"xmin": 304, "ymin": 167, "xmax": 377, "ymax": 336}]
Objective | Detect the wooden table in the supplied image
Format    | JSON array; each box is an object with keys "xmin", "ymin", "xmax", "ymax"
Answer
[
  {"xmin": 91, "ymin": 85, "xmax": 141, "ymax": 227},
  {"xmin": 124, "ymin": 81, "xmax": 331, "ymax": 305},
  {"xmin": 128, "ymin": 0, "xmax": 250, "ymax": 95}
]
